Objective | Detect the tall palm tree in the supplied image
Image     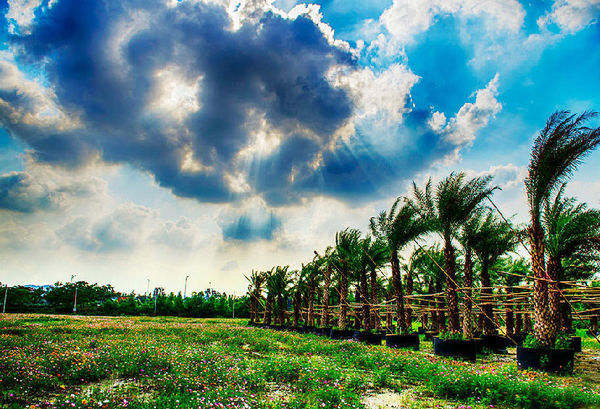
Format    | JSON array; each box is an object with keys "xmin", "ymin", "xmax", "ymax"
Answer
[
  {"xmin": 271, "ymin": 265, "xmax": 292, "ymax": 325},
  {"xmin": 356, "ymin": 236, "xmax": 388, "ymax": 331},
  {"xmin": 411, "ymin": 245, "xmax": 446, "ymax": 331},
  {"xmin": 525, "ymin": 110, "xmax": 600, "ymax": 347},
  {"xmin": 458, "ymin": 212, "xmax": 485, "ymax": 339},
  {"xmin": 543, "ymin": 188, "xmax": 600, "ymax": 339},
  {"xmin": 315, "ymin": 246, "xmax": 335, "ymax": 328},
  {"xmin": 262, "ymin": 268, "xmax": 275, "ymax": 325},
  {"xmin": 302, "ymin": 261, "xmax": 321, "ymax": 327},
  {"xmin": 334, "ymin": 228, "xmax": 361, "ymax": 329},
  {"xmin": 469, "ymin": 212, "xmax": 518, "ymax": 336},
  {"xmin": 370, "ymin": 200, "xmax": 430, "ymax": 333},
  {"xmin": 245, "ymin": 270, "xmax": 266, "ymax": 324},
  {"xmin": 291, "ymin": 269, "xmax": 306, "ymax": 327},
  {"xmin": 409, "ymin": 173, "xmax": 497, "ymax": 333},
  {"xmin": 497, "ymin": 257, "xmax": 529, "ymax": 336}
]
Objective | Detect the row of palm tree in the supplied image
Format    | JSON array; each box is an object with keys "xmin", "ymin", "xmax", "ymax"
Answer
[{"xmin": 246, "ymin": 111, "xmax": 600, "ymax": 348}]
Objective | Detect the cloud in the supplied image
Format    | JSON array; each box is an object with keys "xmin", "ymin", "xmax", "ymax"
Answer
[
  {"xmin": 3, "ymin": 0, "xmax": 356, "ymax": 204},
  {"xmin": 538, "ymin": 0, "xmax": 600, "ymax": 34},
  {"xmin": 380, "ymin": 0, "xmax": 525, "ymax": 45},
  {"xmin": 218, "ymin": 200, "xmax": 282, "ymax": 241},
  {"xmin": 438, "ymin": 73, "xmax": 502, "ymax": 147},
  {"xmin": 57, "ymin": 203, "xmax": 155, "ymax": 252},
  {"xmin": 0, "ymin": 160, "xmax": 105, "ymax": 213},
  {"xmin": 474, "ymin": 163, "xmax": 527, "ymax": 190}
]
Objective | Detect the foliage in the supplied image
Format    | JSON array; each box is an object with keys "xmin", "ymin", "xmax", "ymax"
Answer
[{"xmin": 1, "ymin": 315, "xmax": 598, "ymax": 409}]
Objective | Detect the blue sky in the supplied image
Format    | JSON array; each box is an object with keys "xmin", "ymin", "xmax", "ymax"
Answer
[{"xmin": 0, "ymin": 0, "xmax": 599, "ymax": 294}]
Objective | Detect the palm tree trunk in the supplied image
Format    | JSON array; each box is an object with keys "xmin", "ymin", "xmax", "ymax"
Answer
[
  {"xmin": 505, "ymin": 288, "xmax": 514, "ymax": 336},
  {"xmin": 249, "ymin": 291, "xmax": 256, "ymax": 324},
  {"xmin": 547, "ymin": 256, "xmax": 562, "ymax": 343},
  {"xmin": 293, "ymin": 290, "xmax": 301, "ymax": 327},
  {"xmin": 370, "ymin": 268, "xmax": 380, "ymax": 329},
  {"xmin": 361, "ymin": 269, "xmax": 371, "ymax": 331},
  {"xmin": 515, "ymin": 301, "xmax": 523, "ymax": 334},
  {"xmin": 462, "ymin": 247, "xmax": 474, "ymax": 338},
  {"xmin": 405, "ymin": 268, "xmax": 414, "ymax": 331},
  {"xmin": 338, "ymin": 269, "xmax": 348, "ymax": 329},
  {"xmin": 391, "ymin": 250, "xmax": 407, "ymax": 332},
  {"xmin": 481, "ymin": 260, "xmax": 495, "ymax": 336},
  {"xmin": 529, "ymin": 221, "xmax": 552, "ymax": 347},
  {"xmin": 277, "ymin": 295, "xmax": 285, "ymax": 325},
  {"xmin": 443, "ymin": 236, "xmax": 460, "ymax": 333},
  {"xmin": 263, "ymin": 294, "xmax": 273, "ymax": 325},
  {"xmin": 307, "ymin": 278, "xmax": 316, "ymax": 327},
  {"xmin": 321, "ymin": 267, "xmax": 331, "ymax": 328},
  {"xmin": 436, "ymin": 280, "xmax": 446, "ymax": 331}
]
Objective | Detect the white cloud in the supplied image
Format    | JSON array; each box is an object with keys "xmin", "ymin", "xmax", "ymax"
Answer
[
  {"xmin": 441, "ymin": 73, "xmax": 502, "ymax": 146},
  {"xmin": 380, "ymin": 0, "xmax": 525, "ymax": 45},
  {"xmin": 329, "ymin": 64, "xmax": 420, "ymax": 128},
  {"xmin": 538, "ymin": 0, "xmax": 600, "ymax": 34},
  {"xmin": 5, "ymin": 0, "xmax": 43, "ymax": 34}
]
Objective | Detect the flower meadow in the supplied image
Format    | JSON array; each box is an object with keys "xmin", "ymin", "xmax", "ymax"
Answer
[{"xmin": 0, "ymin": 315, "xmax": 598, "ymax": 409}]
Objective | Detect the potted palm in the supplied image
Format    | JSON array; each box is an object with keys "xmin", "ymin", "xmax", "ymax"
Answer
[
  {"xmin": 410, "ymin": 172, "xmax": 497, "ymax": 359},
  {"xmin": 371, "ymin": 199, "xmax": 429, "ymax": 350},
  {"xmin": 520, "ymin": 110, "xmax": 600, "ymax": 372}
]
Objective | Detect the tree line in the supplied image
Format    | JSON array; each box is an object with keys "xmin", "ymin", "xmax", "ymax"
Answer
[
  {"xmin": 0, "ymin": 281, "xmax": 249, "ymax": 318},
  {"xmin": 246, "ymin": 111, "xmax": 600, "ymax": 348}
]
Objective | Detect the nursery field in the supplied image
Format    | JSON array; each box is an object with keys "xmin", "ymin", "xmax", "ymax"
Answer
[{"xmin": 1, "ymin": 315, "xmax": 599, "ymax": 409}]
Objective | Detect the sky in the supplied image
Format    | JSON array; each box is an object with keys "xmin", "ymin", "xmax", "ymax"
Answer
[{"xmin": 0, "ymin": 0, "xmax": 599, "ymax": 295}]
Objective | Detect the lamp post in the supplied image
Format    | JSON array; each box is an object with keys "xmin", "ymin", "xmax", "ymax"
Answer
[
  {"xmin": 146, "ymin": 279, "xmax": 150, "ymax": 297},
  {"xmin": 2, "ymin": 285, "xmax": 7, "ymax": 314},
  {"xmin": 184, "ymin": 275, "xmax": 189, "ymax": 299},
  {"xmin": 71, "ymin": 275, "xmax": 78, "ymax": 314},
  {"xmin": 154, "ymin": 288, "xmax": 158, "ymax": 316},
  {"xmin": 232, "ymin": 292, "xmax": 235, "ymax": 319}
]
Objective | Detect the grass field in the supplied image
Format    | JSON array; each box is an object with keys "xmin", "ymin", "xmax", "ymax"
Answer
[{"xmin": 1, "ymin": 315, "xmax": 599, "ymax": 409}]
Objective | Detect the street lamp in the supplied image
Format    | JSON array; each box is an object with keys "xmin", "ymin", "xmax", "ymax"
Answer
[
  {"xmin": 71, "ymin": 274, "xmax": 77, "ymax": 314},
  {"xmin": 184, "ymin": 275, "xmax": 189, "ymax": 299},
  {"xmin": 2, "ymin": 284, "xmax": 7, "ymax": 314},
  {"xmin": 232, "ymin": 292, "xmax": 235, "ymax": 319},
  {"xmin": 146, "ymin": 278, "xmax": 150, "ymax": 297}
]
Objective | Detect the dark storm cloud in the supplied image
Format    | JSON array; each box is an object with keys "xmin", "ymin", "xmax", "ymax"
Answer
[
  {"xmin": 5, "ymin": 0, "xmax": 355, "ymax": 203},
  {"xmin": 221, "ymin": 211, "xmax": 282, "ymax": 242},
  {"xmin": 251, "ymin": 109, "xmax": 454, "ymax": 205}
]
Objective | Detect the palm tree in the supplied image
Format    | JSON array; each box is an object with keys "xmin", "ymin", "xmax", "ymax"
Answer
[
  {"xmin": 497, "ymin": 257, "xmax": 529, "ymax": 336},
  {"xmin": 271, "ymin": 265, "xmax": 292, "ymax": 325},
  {"xmin": 409, "ymin": 173, "xmax": 497, "ymax": 333},
  {"xmin": 334, "ymin": 228, "xmax": 361, "ymax": 329},
  {"xmin": 458, "ymin": 212, "xmax": 485, "ymax": 339},
  {"xmin": 315, "ymin": 247, "xmax": 335, "ymax": 328},
  {"xmin": 262, "ymin": 268, "xmax": 275, "ymax": 325},
  {"xmin": 356, "ymin": 236, "xmax": 388, "ymax": 331},
  {"xmin": 370, "ymin": 200, "xmax": 430, "ymax": 333},
  {"xmin": 302, "ymin": 261, "xmax": 322, "ymax": 327},
  {"xmin": 525, "ymin": 110, "xmax": 600, "ymax": 347},
  {"xmin": 245, "ymin": 270, "xmax": 266, "ymax": 324},
  {"xmin": 411, "ymin": 245, "xmax": 446, "ymax": 332},
  {"xmin": 469, "ymin": 211, "xmax": 517, "ymax": 336},
  {"xmin": 291, "ymin": 269, "xmax": 306, "ymax": 327},
  {"xmin": 543, "ymin": 188, "xmax": 600, "ymax": 339}
]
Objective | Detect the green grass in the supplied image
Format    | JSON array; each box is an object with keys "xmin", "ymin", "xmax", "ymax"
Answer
[{"xmin": 0, "ymin": 314, "xmax": 598, "ymax": 409}]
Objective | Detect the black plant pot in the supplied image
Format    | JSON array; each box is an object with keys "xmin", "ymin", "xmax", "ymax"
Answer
[
  {"xmin": 329, "ymin": 329, "xmax": 355, "ymax": 340},
  {"xmin": 517, "ymin": 347, "xmax": 575, "ymax": 373},
  {"xmin": 386, "ymin": 334, "xmax": 420, "ymax": 351},
  {"xmin": 480, "ymin": 335, "xmax": 512, "ymax": 354},
  {"xmin": 570, "ymin": 337, "xmax": 582, "ymax": 353},
  {"xmin": 433, "ymin": 337, "xmax": 478, "ymax": 362},
  {"xmin": 352, "ymin": 331, "xmax": 384, "ymax": 345},
  {"xmin": 314, "ymin": 327, "xmax": 332, "ymax": 336},
  {"xmin": 417, "ymin": 327, "xmax": 426, "ymax": 334},
  {"xmin": 287, "ymin": 326, "xmax": 302, "ymax": 332},
  {"xmin": 511, "ymin": 333, "xmax": 528, "ymax": 346},
  {"xmin": 301, "ymin": 325, "xmax": 315, "ymax": 334}
]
